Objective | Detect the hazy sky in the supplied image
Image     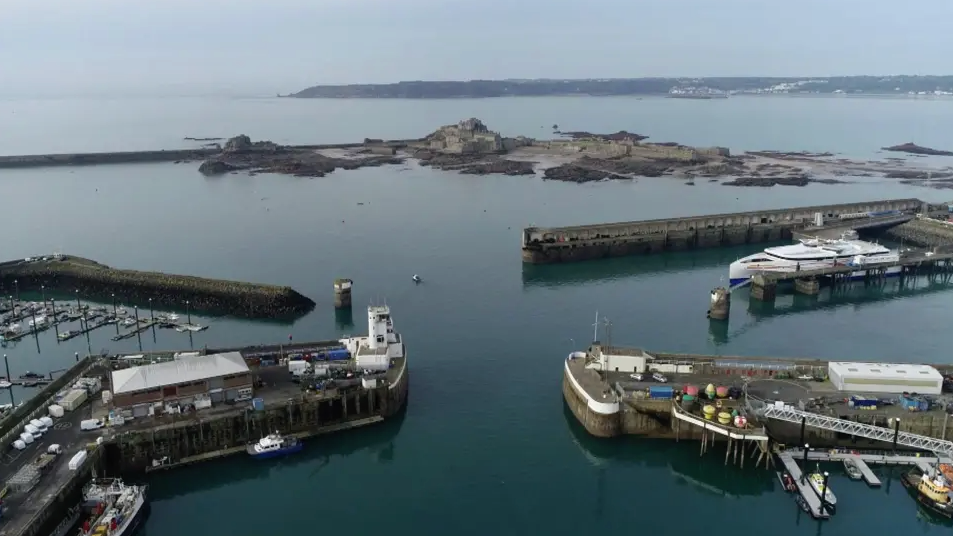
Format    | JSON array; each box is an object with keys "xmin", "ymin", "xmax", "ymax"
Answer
[{"xmin": 1, "ymin": 0, "xmax": 951, "ymax": 97}]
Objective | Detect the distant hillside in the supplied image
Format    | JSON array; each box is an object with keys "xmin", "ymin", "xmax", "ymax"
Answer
[{"xmin": 288, "ymin": 76, "xmax": 953, "ymax": 99}]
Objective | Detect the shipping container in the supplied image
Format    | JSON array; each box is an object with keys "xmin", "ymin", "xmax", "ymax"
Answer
[
  {"xmin": 362, "ymin": 378, "xmax": 378, "ymax": 389},
  {"xmin": 251, "ymin": 398, "xmax": 265, "ymax": 411},
  {"xmin": 61, "ymin": 389, "xmax": 88, "ymax": 412},
  {"xmin": 649, "ymin": 386, "xmax": 674, "ymax": 399},
  {"xmin": 327, "ymin": 349, "xmax": 351, "ymax": 361},
  {"xmin": 849, "ymin": 395, "xmax": 878, "ymax": 408},
  {"xmin": 48, "ymin": 404, "xmax": 64, "ymax": 418}
]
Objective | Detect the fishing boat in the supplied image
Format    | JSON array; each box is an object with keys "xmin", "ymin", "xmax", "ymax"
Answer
[
  {"xmin": 0, "ymin": 380, "xmax": 11, "ymax": 389},
  {"xmin": 843, "ymin": 458, "xmax": 863, "ymax": 480},
  {"xmin": 78, "ymin": 479, "xmax": 149, "ymax": 536},
  {"xmin": 808, "ymin": 471, "xmax": 837, "ymax": 507},
  {"xmin": 175, "ymin": 324, "xmax": 207, "ymax": 333},
  {"xmin": 901, "ymin": 469, "xmax": 953, "ymax": 518},
  {"xmin": 121, "ymin": 318, "xmax": 137, "ymax": 327},
  {"xmin": 246, "ymin": 432, "xmax": 303, "ymax": 459}
]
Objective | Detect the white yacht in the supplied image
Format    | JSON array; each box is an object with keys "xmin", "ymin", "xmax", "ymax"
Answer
[{"xmin": 729, "ymin": 231, "xmax": 900, "ymax": 286}]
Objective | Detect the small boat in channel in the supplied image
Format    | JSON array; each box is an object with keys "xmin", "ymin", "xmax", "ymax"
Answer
[
  {"xmin": 246, "ymin": 432, "xmax": 303, "ymax": 460},
  {"xmin": 843, "ymin": 458, "xmax": 863, "ymax": 480}
]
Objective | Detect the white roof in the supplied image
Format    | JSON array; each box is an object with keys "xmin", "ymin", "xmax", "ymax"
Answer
[
  {"xmin": 829, "ymin": 362, "xmax": 942, "ymax": 381},
  {"xmin": 111, "ymin": 352, "xmax": 249, "ymax": 395}
]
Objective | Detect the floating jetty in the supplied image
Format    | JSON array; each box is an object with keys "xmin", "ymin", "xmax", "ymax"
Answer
[
  {"xmin": 0, "ymin": 255, "xmax": 315, "ymax": 319},
  {"xmin": 522, "ymin": 198, "xmax": 925, "ymax": 263}
]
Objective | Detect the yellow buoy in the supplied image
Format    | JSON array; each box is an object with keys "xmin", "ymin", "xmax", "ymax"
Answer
[
  {"xmin": 717, "ymin": 412, "xmax": 732, "ymax": 425},
  {"xmin": 703, "ymin": 405, "xmax": 716, "ymax": 420}
]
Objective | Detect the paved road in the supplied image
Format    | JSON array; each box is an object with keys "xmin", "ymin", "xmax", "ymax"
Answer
[{"xmin": 0, "ymin": 399, "xmax": 96, "ymax": 536}]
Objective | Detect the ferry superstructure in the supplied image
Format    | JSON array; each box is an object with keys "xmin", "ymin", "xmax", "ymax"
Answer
[{"xmin": 728, "ymin": 232, "xmax": 900, "ymax": 286}]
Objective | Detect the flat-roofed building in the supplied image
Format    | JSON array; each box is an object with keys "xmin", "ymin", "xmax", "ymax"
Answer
[
  {"xmin": 110, "ymin": 351, "xmax": 253, "ymax": 417},
  {"xmin": 828, "ymin": 362, "xmax": 942, "ymax": 395}
]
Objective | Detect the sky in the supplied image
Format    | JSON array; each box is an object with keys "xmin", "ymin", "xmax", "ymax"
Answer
[{"xmin": 1, "ymin": 0, "xmax": 951, "ymax": 97}]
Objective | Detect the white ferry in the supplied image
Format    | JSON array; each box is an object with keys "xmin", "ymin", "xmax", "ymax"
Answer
[{"xmin": 729, "ymin": 231, "xmax": 900, "ymax": 286}]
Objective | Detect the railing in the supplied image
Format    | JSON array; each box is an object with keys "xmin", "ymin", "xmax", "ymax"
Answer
[{"xmin": 757, "ymin": 403, "xmax": 953, "ymax": 456}]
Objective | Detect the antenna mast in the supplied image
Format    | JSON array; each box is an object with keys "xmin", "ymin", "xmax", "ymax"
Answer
[{"xmin": 592, "ymin": 311, "xmax": 600, "ymax": 342}]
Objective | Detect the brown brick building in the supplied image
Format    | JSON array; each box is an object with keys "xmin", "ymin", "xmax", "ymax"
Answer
[{"xmin": 109, "ymin": 352, "xmax": 253, "ymax": 417}]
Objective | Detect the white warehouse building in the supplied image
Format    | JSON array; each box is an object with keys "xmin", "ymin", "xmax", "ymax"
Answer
[{"xmin": 828, "ymin": 362, "xmax": 943, "ymax": 395}]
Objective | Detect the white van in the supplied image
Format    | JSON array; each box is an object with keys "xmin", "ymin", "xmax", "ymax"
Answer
[{"xmin": 80, "ymin": 419, "xmax": 104, "ymax": 431}]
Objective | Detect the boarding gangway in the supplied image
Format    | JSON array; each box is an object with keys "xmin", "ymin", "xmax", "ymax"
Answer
[{"xmin": 756, "ymin": 403, "xmax": 953, "ymax": 456}]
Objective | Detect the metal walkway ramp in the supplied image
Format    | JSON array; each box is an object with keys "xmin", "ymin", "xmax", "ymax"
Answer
[{"xmin": 758, "ymin": 404, "xmax": 953, "ymax": 456}]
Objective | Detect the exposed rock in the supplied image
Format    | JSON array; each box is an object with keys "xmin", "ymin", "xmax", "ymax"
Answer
[
  {"xmin": 884, "ymin": 170, "xmax": 953, "ymax": 179},
  {"xmin": 882, "ymin": 143, "xmax": 953, "ymax": 157},
  {"xmin": 223, "ymin": 135, "xmax": 284, "ymax": 154},
  {"xmin": 746, "ymin": 150, "xmax": 835, "ymax": 159},
  {"xmin": 722, "ymin": 175, "xmax": 813, "ymax": 187},
  {"xmin": 543, "ymin": 165, "xmax": 630, "ymax": 183},
  {"xmin": 198, "ymin": 160, "xmax": 238, "ymax": 176},
  {"xmin": 458, "ymin": 160, "xmax": 535, "ymax": 176},
  {"xmin": 417, "ymin": 152, "xmax": 534, "ymax": 175}
]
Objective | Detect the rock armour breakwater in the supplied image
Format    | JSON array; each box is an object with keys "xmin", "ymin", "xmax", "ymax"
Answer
[{"xmin": 0, "ymin": 256, "xmax": 315, "ymax": 318}]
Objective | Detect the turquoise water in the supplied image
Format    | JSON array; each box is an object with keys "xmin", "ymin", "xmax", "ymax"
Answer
[{"xmin": 2, "ymin": 96, "xmax": 953, "ymax": 535}]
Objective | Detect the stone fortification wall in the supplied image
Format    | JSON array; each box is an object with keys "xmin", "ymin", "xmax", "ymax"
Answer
[{"xmin": 0, "ymin": 256, "xmax": 314, "ymax": 318}]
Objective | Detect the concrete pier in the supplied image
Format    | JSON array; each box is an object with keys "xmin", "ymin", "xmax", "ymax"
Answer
[
  {"xmin": 794, "ymin": 277, "xmax": 820, "ymax": 296},
  {"xmin": 522, "ymin": 198, "xmax": 923, "ymax": 264},
  {"xmin": 707, "ymin": 287, "xmax": 730, "ymax": 320},
  {"xmin": 334, "ymin": 278, "xmax": 353, "ymax": 309}
]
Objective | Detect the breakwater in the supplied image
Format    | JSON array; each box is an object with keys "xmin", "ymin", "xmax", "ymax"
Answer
[
  {"xmin": 0, "ymin": 256, "xmax": 314, "ymax": 319},
  {"xmin": 523, "ymin": 198, "xmax": 925, "ymax": 263},
  {"xmin": 0, "ymin": 140, "xmax": 419, "ymax": 170}
]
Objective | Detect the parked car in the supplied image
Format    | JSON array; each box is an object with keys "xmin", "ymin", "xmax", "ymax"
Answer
[
  {"xmin": 652, "ymin": 372, "xmax": 668, "ymax": 383},
  {"xmin": 629, "ymin": 373, "xmax": 643, "ymax": 381}
]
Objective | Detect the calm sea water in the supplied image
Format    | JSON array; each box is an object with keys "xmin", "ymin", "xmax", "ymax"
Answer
[{"xmin": 2, "ymin": 96, "xmax": 953, "ymax": 536}]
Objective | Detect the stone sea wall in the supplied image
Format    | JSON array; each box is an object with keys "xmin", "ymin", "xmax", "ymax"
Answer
[{"xmin": 0, "ymin": 256, "xmax": 314, "ymax": 319}]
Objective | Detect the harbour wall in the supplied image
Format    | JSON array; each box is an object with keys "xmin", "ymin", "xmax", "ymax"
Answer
[
  {"xmin": 522, "ymin": 198, "xmax": 925, "ymax": 263},
  {"xmin": 0, "ymin": 140, "xmax": 421, "ymax": 170},
  {"xmin": 0, "ymin": 256, "xmax": 315, "ymax": 319},
  {"xmin": 105, "ymin": 362, "xmax": 408, "ymax": 473}
]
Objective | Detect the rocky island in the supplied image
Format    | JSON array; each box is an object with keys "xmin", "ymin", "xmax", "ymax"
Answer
[
  {"xmin": 1, "ymin": 118, "xmax": 952, "ymax": 188},
  {"xmin": 882, "ymin": 142, "xmax": 953, "ymax": 157},
  {"xmin": 197, "ymin": 135, "xmax": 404, "ymax": 177}
]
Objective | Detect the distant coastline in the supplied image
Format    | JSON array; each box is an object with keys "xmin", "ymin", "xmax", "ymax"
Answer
[{"xmin": 287, "ymin": 76, "xmax": 953, "ymax": 99}]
